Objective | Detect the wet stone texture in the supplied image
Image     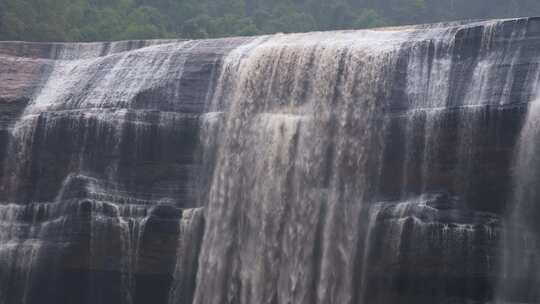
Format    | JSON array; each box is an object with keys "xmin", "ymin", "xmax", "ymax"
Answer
[{"xmin": 1, "ymin": 17, "xmax": 540, "ymax": 304}]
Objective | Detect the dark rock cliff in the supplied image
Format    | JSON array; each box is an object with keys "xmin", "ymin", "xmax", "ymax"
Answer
[{"xmin": 1, "ymin": 17, "xmax": 540, "ymax": 304}]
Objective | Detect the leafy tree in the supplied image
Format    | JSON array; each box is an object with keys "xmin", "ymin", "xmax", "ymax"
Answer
[
  {"xmin": 353, "ymin": 9, "xmax": 387, "ymax": 29},
  {"xmin": 1, "ymin": 0, "xmax": 540, "ymax": 41}
]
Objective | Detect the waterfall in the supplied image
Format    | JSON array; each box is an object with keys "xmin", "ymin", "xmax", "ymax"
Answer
[
  {"xmin": 498, "ymin": 77, "xmax": 540, "ymax": 303},
  {"xmin": 193, "ymin": 29, "xmax": 407, "ymax": 304},
  {"xmin": 191, "ymin": 19, "xmax": 540, "ymax": 304},
  {"xmin": 1, "ymin": 17, "xmax": 540, "ymax": 304},
  {"xmin": 168, "ymin": 208, "xmax": 205, "ymax": 304},
  {"xmin": 0, "ymin": 37, "xmax": 247, "ymax": 303}
]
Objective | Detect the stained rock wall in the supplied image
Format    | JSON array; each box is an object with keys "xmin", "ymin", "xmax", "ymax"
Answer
[{"xmin": 1, "ymin": 17, "xmax": 540, "ymax": 304}]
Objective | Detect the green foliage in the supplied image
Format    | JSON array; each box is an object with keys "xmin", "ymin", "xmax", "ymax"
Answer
[
  {"xmin": 354, "ymin": 9, "xmax": 387, "ymax": 29},
  {"xmin": 1, "ymin": 0, "xmax": 540, "ymax": 41}
]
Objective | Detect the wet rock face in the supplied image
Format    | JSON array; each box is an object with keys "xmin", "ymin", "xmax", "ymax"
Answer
[
  {"xmin": 0, "ymin": 38, "xmax": 243, "ymax": 304},
  {"xmin": 363, "ymin": 195, "xmax": 501, "ymax": 304},
  {"xmin": 1, "ymin": 17, "xmax": 540, "ymax": 304}
]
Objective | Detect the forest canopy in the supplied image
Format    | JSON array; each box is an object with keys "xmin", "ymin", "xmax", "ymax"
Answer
[{"xmin": 1, "ymin": 0, "xmax": 540, "ymax": 42}]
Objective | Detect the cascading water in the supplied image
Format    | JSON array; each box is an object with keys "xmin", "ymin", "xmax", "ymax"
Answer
[
  {"xmin": 168, "ymin": 208, "xmax": 205, "ymax": 304},
  {"xmin": 193, "ymin": 30, "xmax": 406, "ymax": 304},
  {"xmin": 193, "ymin": 19, "xmax": 540, "ymax": 304},
  {"xmin": 498, "ymin": 81, "xmax": 540, "ymax": 303},
  {"xmin": 1, "ymin": 17, "xmax": 540, "ymax": 304},
  {"xmin": 0, "ymin": 38, "xmax": 249, "ymax": 304}
]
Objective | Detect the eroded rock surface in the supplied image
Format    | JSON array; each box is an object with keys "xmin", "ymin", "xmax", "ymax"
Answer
[{"xmin": 1, "ymin": 18, "xmax": 540, "ymax": 304}]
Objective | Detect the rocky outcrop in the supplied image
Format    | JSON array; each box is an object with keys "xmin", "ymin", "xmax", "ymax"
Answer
[
  {"xmin": 1, "ymin": 17, "xmax": 540, "ymax": 304},
  {"xmin": 0, "ymin": 38, "xmax": 248, "ymax": 304}
]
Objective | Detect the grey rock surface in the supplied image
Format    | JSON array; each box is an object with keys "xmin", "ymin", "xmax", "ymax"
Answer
[{"xmin": 1, "ymin": 17, "xmax": 540, "ymax": 304}]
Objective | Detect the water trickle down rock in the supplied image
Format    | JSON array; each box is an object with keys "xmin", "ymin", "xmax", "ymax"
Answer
[{"xmin": 1, "ymin": 17, "xmax": 540, "ymax": 304}]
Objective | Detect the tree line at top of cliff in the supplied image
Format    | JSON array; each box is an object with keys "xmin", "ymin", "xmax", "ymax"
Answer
[{"xmin": 1, "ymin": 0, "xmax": 539, "ymax": 42}]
